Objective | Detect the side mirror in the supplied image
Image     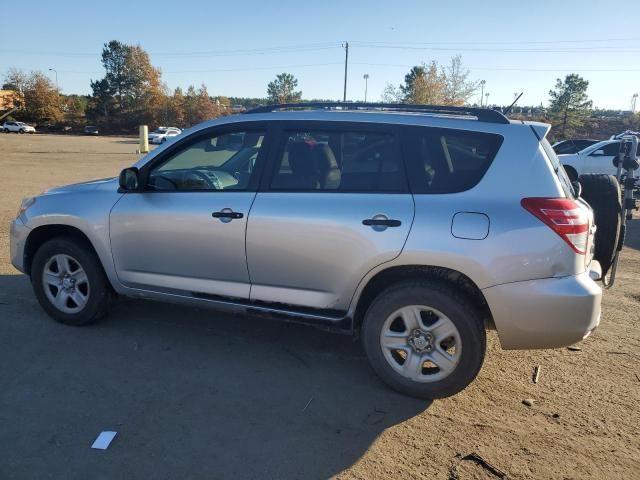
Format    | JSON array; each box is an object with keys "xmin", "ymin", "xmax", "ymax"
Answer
[
  {"xmin": 571, "ymin": 180, "xmax": 582, "ymax": 198},
  {"xmin": 590, "ymin": 149, "xmax": 605, "ymax": 156},
  {"xmin": 119, "ymin": 167, "xmax": 140, "ymax": 191}
]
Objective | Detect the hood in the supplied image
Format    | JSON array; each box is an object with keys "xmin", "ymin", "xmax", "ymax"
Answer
[{"xmin": 43, "ymin": 177, "xmax": 118, "ymax": 195}]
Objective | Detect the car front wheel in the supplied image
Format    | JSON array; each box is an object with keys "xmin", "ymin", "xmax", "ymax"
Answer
[
  {"xmin": 31, "ymin": 237, "xmax": 114, "ymax": 325},
  {"xmin": 362, "ymin": 281, "xmax": 486, "ymax": 399}
]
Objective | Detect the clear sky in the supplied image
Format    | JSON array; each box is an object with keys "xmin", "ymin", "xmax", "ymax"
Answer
[{"xmin": 2, "ymin": 0, "xmax": 639, "ymax": 109}]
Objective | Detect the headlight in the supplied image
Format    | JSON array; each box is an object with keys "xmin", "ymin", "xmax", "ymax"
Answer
[{"xmin": 16, "ymin": 196, "xmax": 37, "ymax": 219}]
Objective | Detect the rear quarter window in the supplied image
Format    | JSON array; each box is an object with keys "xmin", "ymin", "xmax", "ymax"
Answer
[{"xmin": 401, "ymin": 126, "xmax": 503, "ymax": 193}]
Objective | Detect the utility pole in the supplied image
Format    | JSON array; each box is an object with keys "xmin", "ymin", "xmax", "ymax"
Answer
[
  {"xmin": 479, "ymin": 80, "xmax": 486, "ymax": 107},
  {"xmin": 363, "ymin": 74, "xmax": 369, "ymax": 102},
  {"xmin": 632, "ymin": 93, "xmax": 638, "ymax": 113},
  {"xmin": 343, "ymin": 41, "xmax": 349, "ymax": 102}
]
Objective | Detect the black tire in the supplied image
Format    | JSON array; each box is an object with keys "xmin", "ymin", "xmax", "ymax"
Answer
[
  {"xmin": 161, "ymin": 137, "xmax": 166, "ymax": 143},
  {"xmin": 362, "ymin": 281, "xmax": 486, "ymax": 399},
  {"xmin": 563, "ymin": 165, "xmax": 578, "ymax": 182},
  {"xmin": 579, "ymin": 174, "xmax": 622, "ymax": 275},
  {"xmin": 31, "ymin": 236, "xmax": 114, "ymax": 326},
  {"xmin": 18, "ymin": 129, "xmax": 24, "ymax": 134}
]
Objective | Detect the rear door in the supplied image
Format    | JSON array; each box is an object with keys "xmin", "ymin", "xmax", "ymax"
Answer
[{"xmin": 245, "ymin": 121, "xmax": 414, "ymax": 313}]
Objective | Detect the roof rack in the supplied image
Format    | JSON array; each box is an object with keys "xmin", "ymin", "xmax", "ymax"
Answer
[{"xmin": 245, "ymin": 102, "xmax": 510, "ymax": 124}]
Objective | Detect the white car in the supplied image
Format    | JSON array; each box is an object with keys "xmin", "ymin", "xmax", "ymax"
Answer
[
  {"xmin": 559, "ymin": 139, "xmax": 621, "ymax": 181},
  {"xmin": 2, "ymin": 121, "xmax": 36, "ymax": 133},
  {"xmin": 148, "ymin": 126, "xmax": 182, "ymax": 144}
]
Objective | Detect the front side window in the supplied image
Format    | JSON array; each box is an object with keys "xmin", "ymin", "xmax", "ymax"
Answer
[
  {"xmin": 403, "ymin": 126, "xmax": 503, "ymax": 193},
  {"xmin": 270, "ymin": 129, "xmax": 407, "ymax": 192},
  {"xmin": 602, "ymin": 142, "xmax": 620, "ymax": 156},
  {"xmin": 146, "ymin": 129, "xmax": 266, "ymax": 191}
]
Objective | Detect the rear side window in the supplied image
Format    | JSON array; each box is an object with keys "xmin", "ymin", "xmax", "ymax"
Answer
[
  {"xmin": 270, "ymin": 129, "xmax": 407, "ymax": 192},
  {"xmin": 402, "ymin": 126, "xmax": 503, "ymax": 193}
]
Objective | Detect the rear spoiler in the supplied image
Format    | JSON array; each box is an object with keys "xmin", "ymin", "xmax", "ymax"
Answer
[{"xmin": 525, "ymin": 121, "xmax": 551, "ymax": 141}]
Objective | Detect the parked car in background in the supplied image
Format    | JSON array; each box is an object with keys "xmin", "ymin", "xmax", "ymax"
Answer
[
  {"xmin": 10, "ymin": 103, "xmax": 617, "ymax": 400},
  {"xmin": 559, "ymin": 139, "xmax": 620, "ymax": 180},
  {"xmin": 3, "ymin": 121, "xmax": 36, "ymax": 133},
  {"xmin": 552, "ymin": 138, "xmax": 599, "ymax": 155},
  {"xmin": 148, "ymin": 126, "xmax": 181, "ymax": 144},
  {"xmin": 84, "ymin": 126, "xmax": 99, "ymax": 135}
]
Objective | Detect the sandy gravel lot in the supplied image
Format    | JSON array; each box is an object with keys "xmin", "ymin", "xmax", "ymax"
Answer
[{"xmin": 1, "ymin": 134, "xmax": 639, "ymax": 479}]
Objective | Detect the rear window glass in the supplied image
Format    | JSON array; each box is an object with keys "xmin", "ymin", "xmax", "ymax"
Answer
[
  {"xmin": 402, "ymin": 127, "xmax": 503, "ymax": 193},
  {"xmin": 270, "ymin": 129, "xmax": 408, "ymax": 192}
]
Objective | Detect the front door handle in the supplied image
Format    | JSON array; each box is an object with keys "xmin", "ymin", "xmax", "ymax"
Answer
[
  {"xmin": 362, "ymin": 217, "xmax": 401, "ymax": 227},
  {"xmin": 212, "ymin": 208, "xmax": 244, "ymax": 222}
]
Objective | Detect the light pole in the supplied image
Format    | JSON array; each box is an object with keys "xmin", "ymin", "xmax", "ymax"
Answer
[
  {"xmin": 632, "ymin": 93, "xmax": 639, "ymax": 113},
  {"xmin": 48, "ymin": 68, "xmax": 58, "ymax": 93},
  {"xmin": 479, "ymin": 80, "xmax": 486, "ymax": 107},
  {"xmin": 363, "ymin": 74, "xmax": 369, "ymax": 102},
  {"xmin": 485, "ymin": 92, "xmax": 490, "ymax": 107}
]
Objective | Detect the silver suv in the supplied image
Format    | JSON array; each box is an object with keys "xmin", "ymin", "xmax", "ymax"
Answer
[{"xmin": 10, "ymin": 103, "xmax": 606, "ymax": 399}]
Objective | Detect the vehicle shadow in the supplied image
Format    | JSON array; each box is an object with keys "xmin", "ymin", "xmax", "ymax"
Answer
[{"xmin": 0, "ymin": 274, "xmax": 430, "ymax": 480}]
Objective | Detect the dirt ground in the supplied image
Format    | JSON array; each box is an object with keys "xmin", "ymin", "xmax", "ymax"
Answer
[{"xmin": 0, "ymin": 134, "xmax": 638, "ymax": 480}]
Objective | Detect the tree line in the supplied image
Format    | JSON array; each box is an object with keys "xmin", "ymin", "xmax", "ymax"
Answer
[{"xmin": 2, "ymin": 39, "xmax": 637, "ymax": 139}]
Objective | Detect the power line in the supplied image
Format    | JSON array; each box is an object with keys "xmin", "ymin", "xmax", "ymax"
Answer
[
  {"xmin": 350, "ymin": 36, "xmax": 640, "ymax": 46},
  {"xmin": 350, "ymin": 42, "xmax": 640, "ymax": 53},
  {"xmin": 163, "ymin": 62, "xmax": 344, "ymax": 74},
  {"xmin": 350, "ymin": 62, "xmax": 640, "ymax": 72},
  {"xmin": 3, "ymin": 36, "xmax": 640, "ymax": 58},
  {"xmin": 0, "ymin": 43, "xmax": 343, "ymax": 58}
]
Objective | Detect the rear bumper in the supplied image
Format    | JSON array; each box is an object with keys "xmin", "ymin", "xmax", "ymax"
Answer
[
  {"xmin": 10, "ymin": 218, "xmax": 30, "ymax": 273},
  {"xmin": 483, "ymin": 271, "xmax": 601, "ymax": 350}
]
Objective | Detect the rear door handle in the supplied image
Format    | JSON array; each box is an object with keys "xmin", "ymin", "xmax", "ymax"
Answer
[
  {"xmin": 362, "ymin": 218, "xmax": 401, "ymax": 227},
  {"xmin": 212, "ymin": 209, "xmax": 244, "ymax": 221}
]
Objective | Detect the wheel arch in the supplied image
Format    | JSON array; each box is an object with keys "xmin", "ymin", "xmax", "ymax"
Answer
[
  {"xmin": 351, "ymin": 265, "xmax": 494, "ymax": 333},
  {"xmin": 563, "ymin": 164, "xmax": 578, "ymax": 182},
  {"xmin": 24, "ymin": 224, "xmax": 109, "ymax": 283}
]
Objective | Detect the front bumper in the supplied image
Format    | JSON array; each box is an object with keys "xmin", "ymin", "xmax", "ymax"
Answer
[
  {"xmin": 483, "ymin": 270, "xmax": 601, "ymax": 350},
  {"xmin": 10, "ymin": 218, "xmax": 30, "ymax": 273}
]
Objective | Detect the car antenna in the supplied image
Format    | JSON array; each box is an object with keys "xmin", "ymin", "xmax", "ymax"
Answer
[{"xmin": 503, "ymin": 92, "xmax": 523, "ymax": 116}]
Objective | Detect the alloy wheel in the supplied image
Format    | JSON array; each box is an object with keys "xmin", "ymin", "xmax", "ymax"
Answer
[
  {"xmin": 42, "ymin": 254, "xmax": 90, "ymax": 314},
  {"xmin": 380, "ymin": 305, "xmax": 462, "ymax": 383}
]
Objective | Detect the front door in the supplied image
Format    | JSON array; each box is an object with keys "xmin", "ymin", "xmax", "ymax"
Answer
[
  {"xmin": 110, "ymin": 125, "xmax": 269, "ymax": 299},
  {"xmin": 584, "ymin": 141, "xmax": 619, "ymax": 175},
  {"xmin": 246, "ymin": 122, "xmax": 414, "ymax": 312}
]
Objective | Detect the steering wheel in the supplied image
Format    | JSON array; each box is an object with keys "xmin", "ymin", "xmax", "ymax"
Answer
[
  {"xmin": 149, "ymin": 174, "xmax": 179, "ymax": 189},
  {"xmin": 183, "ymin": 170, "xmax": 217, "ymax": 189}
]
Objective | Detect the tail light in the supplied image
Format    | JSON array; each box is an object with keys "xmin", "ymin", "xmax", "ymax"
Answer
[{"xmin": 521, "ymin": 198, "xmax": 589, "ymax": 254}]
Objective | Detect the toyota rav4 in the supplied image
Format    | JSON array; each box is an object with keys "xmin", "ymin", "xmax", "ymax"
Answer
[{"xmin": 10, "ymin": 103, "xmax": 617, "ymax": 399}]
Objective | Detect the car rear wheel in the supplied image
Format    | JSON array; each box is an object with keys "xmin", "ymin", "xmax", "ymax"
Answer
[
  {"xmin": 362, "ymin": 281, "xmax": 486, "ymax": 399},
  {"xmin": 579, "ymin": 174, "xmax": 622, "ymax": 276},
  {"xmin": 31, "ymin": 237, "xmax": 114, "ymax": 326}
]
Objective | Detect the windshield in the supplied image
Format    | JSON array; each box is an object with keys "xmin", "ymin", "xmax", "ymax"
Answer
[{"xmin": 153, "ymin": 128, "xmax": 167, "ymax": 134}]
